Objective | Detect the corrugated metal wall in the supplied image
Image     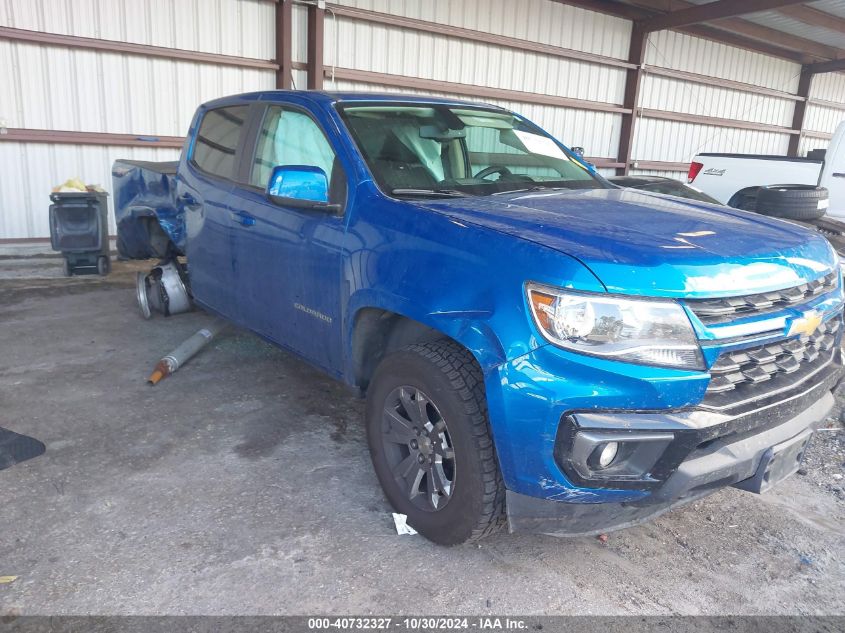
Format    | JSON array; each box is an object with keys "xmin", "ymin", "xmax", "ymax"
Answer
[
  {"xmin": 2, "ymin": 0, "xmax": 845, "ymax": 239},
  {"xmin": 2, "ymin": 0, "xmax": 275, "ymax": 56},
  {"xmin": 321, "ymin": 2, "xmax": 842, "ymax": 183},
  {"xmin": 328, "ymin": 0, "xmax": 631, "ymax": 57},
  {"xmin": 801, "ymin": 72, "xmax": 845, "ymax": 157},
  {"xmin": 0, "ymin": 0, "xmax": 276, "ymax": 239},
  {"xmin": 322, "ymin": 0, "xmax": 630, "ymax": 175},
  {"xmin": 0, "ymin": 143, "xmax": 178, "ymax": 240},
  {"xmin": 633, "ymin": 30, "xmax": 802, "ymax": 172}
]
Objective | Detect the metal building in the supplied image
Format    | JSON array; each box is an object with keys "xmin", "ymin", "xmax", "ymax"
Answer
[{"xmin": 1, "ymin": 0, "xmax": 844, "ymax": 241}]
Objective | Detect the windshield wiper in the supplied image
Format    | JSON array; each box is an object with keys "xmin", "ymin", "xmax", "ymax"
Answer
[
  {"xmin": 490, "ymin": 185, "xmax": 565, "ymax": 196},
  {"xmin": 391, "ymin": 188, "xmax": 473, "ymax": 198}
]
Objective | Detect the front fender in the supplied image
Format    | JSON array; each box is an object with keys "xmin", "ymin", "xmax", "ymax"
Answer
[
  {"xmin": 345, "ymin": 289, "xmax": 508, "ymax": 375},
  {"xmin": 341, "ymin": 191, "xmax": 607, "ymax": 383}
]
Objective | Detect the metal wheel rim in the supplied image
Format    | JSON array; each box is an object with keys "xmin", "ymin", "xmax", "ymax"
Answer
[
  {"xmin": 136, "ymin": 271, "xmax": 152, "ymax": 319},
  {"xmin": 157, "ymin": 263, "xmax": 191, "ymax": 314},
  {"xmin": 381, "ymin": 385, "xmax": 456, "ymax": 512}
]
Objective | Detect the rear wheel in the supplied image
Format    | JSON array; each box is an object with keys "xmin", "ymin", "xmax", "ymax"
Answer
[
  {"xmin": 365, "ymin": 340, "xmax": 505, "ymax": 545},
  {"xmin": 755, "ymin": 184, "xmax": 828, "ymax": 221},
  {"xmin": 62, "ymin": 258, "xmax": 72, "ymax": 277}
]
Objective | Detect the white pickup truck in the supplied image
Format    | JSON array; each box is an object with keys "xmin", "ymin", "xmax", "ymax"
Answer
[{"xmin": 689, "ymin": 120, "xmax": 845, "ymax": 220}]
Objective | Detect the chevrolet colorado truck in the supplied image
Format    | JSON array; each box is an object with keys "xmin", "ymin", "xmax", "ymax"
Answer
[{"xmin": 114, "ymin": 91, "xmax": 844, "ymax": 545}]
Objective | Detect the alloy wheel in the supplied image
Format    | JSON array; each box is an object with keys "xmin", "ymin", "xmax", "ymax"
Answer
[{"xmin": 380, "ymin": 385, "xmax": 456, "ymax": 512}]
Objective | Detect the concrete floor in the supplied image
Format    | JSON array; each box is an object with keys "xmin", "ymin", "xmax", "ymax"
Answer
[{"xmin": 1, "ymin": 258, "xmax": 844, "ymax": 615}]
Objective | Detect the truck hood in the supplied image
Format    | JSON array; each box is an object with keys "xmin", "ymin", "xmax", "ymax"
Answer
[{"xmin": 421, "ymin": 188, "xmax": 836, "ymax": 298}]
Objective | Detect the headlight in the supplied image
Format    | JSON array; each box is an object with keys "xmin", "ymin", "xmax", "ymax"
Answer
[{"xmin": 526, "ymin": 283, "xmax": 704, "ymax": 370}]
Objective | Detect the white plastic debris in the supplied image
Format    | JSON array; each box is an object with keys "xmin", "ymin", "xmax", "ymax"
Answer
[{"xmin": 392, "ymin": 513, "xmax": 417, "ymax": 535}]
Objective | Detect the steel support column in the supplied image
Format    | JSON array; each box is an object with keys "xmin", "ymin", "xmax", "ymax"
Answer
[
  {"xmin": 275, "ymin": 0, "xmax": 293, "ymax": 89},
  {"xmin": 307, "ymin": 2, "xmax": 325, "ymax": 90},
  {"xmin": 617, "ymin": 24, "xmax": 647, "ymax": 175},
  {"xmin": 788, "ymin": 67, "xmax": 814, "ymax": 157}
]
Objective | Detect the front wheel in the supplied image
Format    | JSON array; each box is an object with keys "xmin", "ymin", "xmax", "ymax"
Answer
[{"xmin": 365, "ymin": 340, "xmax": 505, "ymax": 545}]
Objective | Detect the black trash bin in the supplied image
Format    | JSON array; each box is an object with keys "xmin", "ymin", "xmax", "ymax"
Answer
[{"xmin": 49, "ymin": 191, "xmax": 110, "ymax": 276}]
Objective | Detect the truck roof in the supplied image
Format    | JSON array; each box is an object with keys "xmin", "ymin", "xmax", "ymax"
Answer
[{"xmin": 201, "ymin": 90, "xmax": 504, "ymax": 111}]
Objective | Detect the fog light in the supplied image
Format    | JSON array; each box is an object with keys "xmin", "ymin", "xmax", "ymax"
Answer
[
  {"xmin": 597, "ymin": 442, "xmax": 619, "ymax": 468},
  {"xmin": 564, "ymin": 424, "xmax": 675, "ymax": 482}
]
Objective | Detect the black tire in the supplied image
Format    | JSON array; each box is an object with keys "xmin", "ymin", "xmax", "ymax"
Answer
[
  {"xmin": 62, "ymin": 258, "xmax": 73, "ymax": 277},
  {"xmin": 97, "ymin": 256, "xmax": 110, "ymax": 276},
  {"xmin": 365, "ymin": 340, "xmax": 505, "ymax": 545},
  {"xmin": 755, "ymin": 184, "xmax": 828, "ymax": 221},
  {"xmin": 731, "ymin": 189, "xmax": 758, "ymax": 212}
]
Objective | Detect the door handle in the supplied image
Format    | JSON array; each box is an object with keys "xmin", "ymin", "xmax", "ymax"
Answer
[
  {"xmin": 231, "ymin": 210, "xmax": 256, "ymax": 227},
  {"xmin": 833, "ymin": 173, "xmax": 845, "ymax": 178}
]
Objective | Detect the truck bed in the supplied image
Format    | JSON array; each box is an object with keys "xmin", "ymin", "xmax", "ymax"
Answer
[
  {"xmin": 690, "ymin": 152, "xmax": 823, "ymax": 206},
  {"xmin": 697, "ymin": 153, "xmax": 823, "ymax": 163},
  {"xmin": 112, "ymin": 159, "xmax": 183, "ymax": 259}
]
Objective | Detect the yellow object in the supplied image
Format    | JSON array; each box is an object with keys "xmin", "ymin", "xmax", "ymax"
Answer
[
  {"xmin": 787, "ymin": 310, "xmax": 823, "ymax": 337},
  {"xmin": 52, "ymin": 177, "xmax": 87, "ymax": 193},
  {"xmin": 0, "ymin": 576, "xmax": 18, "ymax": 584}
]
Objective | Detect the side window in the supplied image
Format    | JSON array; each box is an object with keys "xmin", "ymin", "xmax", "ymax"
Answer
[
  {"xmin": 192, "ymin": 105, "xmax": 249, "ymax": 179},
  {"xmin": 250, "ymin": 106, "xmax": 340, "ymax": 192}
]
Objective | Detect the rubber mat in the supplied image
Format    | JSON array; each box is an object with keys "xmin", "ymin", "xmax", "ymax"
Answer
[{"xmin": 0, "ymin": 427, "xmax": 46, "ymax": 470}]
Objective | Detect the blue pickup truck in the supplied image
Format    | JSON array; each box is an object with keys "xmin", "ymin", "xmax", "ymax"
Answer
[{"xmin": 114, "ymin": 91, "xmax": 844, "ymax": 545}]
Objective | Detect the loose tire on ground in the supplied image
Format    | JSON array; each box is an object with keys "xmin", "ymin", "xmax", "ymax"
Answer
[
  {"xmin": 365, "ymin": 339, "xmax": 506, "ymax": 545},
  {"xmin": 97, "ymin": 256, "xmax": 110, "ymax": 276},
  {"xmin": 755, "ymin": 184, "xmax": 828, "ymax": 221}
]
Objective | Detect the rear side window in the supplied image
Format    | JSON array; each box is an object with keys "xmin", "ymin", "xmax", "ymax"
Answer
[{"xmin": 192, "ymin": 105, "xmax": 249, "ymax": 179}]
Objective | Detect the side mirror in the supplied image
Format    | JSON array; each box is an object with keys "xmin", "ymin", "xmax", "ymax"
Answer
[{"xmin": 266, "ymin": 165, "xmax": 339, "ymax": 212}]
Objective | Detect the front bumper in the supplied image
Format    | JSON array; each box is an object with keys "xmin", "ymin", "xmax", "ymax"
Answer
[
  {"xmin": 483, "ymin": 308, "xmax": 843, "ymax": 534},
  {"xmin": 506, "ymin": 387, "xmax": 834, "ymax": 536},
  {"xmin": 482, "ymin": 273, "xmax": 844, "ymax": 535}
]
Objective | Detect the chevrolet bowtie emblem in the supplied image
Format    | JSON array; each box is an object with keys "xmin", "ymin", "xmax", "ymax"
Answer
[{"xmin": 787, "ymin": 310, "xmax": 823, "ymax": 337}]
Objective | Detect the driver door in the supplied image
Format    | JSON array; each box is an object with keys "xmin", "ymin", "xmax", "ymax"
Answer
[{"xmin": 228, "ymin": 103, "xmax": 348, "ymax": 374}]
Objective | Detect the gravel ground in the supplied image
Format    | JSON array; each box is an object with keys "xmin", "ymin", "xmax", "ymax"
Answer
[{"xmin": 0, "ymin": 258, "xmax": 843, "ymax": 616}]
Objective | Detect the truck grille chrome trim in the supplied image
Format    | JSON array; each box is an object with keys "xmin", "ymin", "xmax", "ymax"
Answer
[
  {"xmin": 703, "ymin": 315, "xmax": 842, "ymax": 408},
  {"xmin": 686, "ymin": 272, "xmax": 838, "ymax": 324}
]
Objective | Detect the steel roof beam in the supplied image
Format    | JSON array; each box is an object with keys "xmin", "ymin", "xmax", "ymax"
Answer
[
  {"xmin": 557, "ymin": 1, "xmax": 838, "ymax": 62},
  {"xmin": 804, "ymin": 57, "xmax": 845, "ymax": 74},
  {"xmin": 639, "ymin": 0, "xmax": 807, "ymax": 32},
  {"xmin": 622, "ymin": 0, "xmax": 843, "ymax": 61},
  {"xmin": 777, "ymin": 4, "xmax": 845, "ymax": 34}
]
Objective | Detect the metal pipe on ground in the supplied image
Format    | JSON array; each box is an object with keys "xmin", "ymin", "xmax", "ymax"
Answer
[{"xmin": 147, "ymin": 319, "xmax": 229, "ymax": 385}]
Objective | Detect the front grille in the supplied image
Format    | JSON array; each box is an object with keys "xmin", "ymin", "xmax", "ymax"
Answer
[
  {"xmin": 702, "ymin": 315, "xmax": 842, "ymax": 409},
  {"xmin": 687, "ymin": 272, "xmax": 838, "ymax": 324}
]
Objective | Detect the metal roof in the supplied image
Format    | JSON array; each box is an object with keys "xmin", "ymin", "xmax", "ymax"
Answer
[
  {"xmin": 578, "ymin": 0, "xmax": 845, "ymax": 70},
  {"xmin": 689, "ymin": 0, "xmax": 845, "ymax": 54}
]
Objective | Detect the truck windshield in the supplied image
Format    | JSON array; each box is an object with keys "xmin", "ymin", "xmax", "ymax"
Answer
[{"xmin": 337, "ymin": 103, "xmax": 603, "ymax": 198}]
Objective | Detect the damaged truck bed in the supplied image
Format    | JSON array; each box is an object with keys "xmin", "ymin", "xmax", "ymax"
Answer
[{"xmin": 112, "ymin": 159, "xmax": 184, "ymax": 260}]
